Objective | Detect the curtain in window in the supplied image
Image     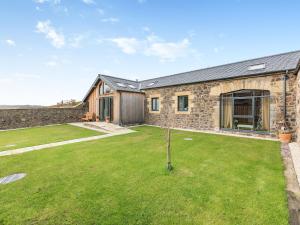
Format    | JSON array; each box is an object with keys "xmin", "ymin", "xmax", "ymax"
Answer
[
  {"xmin": 262, "ymin": 97, "xmax": 270, "ymax": 130},
  {"xmin": 223, "ymin": 97, "xmax": 233, "ymax": 128}
]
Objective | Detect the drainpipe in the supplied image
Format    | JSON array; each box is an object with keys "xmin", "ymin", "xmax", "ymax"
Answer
[{"xmin": 283, "ymin": 70, "xmax": 288, "ymax": 123}]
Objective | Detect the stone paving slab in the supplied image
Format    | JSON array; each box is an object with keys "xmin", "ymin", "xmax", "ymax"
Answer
[
  {"xmin": 289, "ymin": 142, "xmax": 300, "ymax": 186},
  {"xmin": 0, "ymin": 173, "xmax": 26, "ymax": 184},
  {"xmin": 0, "ymin": 129, "xmax": 135, "ymax": 157},
  {"xmin": 69, "ymin": 122, "xmax": 128, "ymax": 133}
]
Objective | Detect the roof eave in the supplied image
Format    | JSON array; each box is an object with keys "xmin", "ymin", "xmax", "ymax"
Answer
[
  {"xmin": 295, "ymin": 59, "xmax": 300, "ymax": 75},
  {"xmin": 82, "ymin": 75, "xmax": 101, "ymax": 102}
]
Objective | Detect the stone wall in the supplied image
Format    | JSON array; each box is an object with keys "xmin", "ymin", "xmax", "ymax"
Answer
[
  {"xmin": 0, "ymin": 107, "xmax": 87, "ymax": 130},
  {"xmin": 144, "ymin": 71, "xmax": 297, "ymax": 136},
  {"xmin": 296, "ymin": 70, "xmax": 300, "ymax": 143}
]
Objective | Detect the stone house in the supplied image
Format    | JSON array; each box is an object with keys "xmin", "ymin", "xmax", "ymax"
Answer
[{"xmin": 83, "ymin": 50, "xmax": 300, "ymax": 139}]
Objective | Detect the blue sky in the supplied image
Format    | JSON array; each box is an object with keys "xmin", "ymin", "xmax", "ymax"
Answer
[{"xmin": 1, "ymin": 0, "xmax": 300, "ymax": 105}]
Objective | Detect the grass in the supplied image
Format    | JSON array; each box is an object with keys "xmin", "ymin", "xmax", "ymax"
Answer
[
  {"xmin": 0, "ymin": 126, "xmax": 288, "ymax": 225},
  {"xmin": 0, "ymin": 124, "xmax": 103, "ymax": 151}
]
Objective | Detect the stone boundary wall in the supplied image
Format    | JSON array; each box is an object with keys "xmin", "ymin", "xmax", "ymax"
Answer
[{"xmin": 0, "ymin": 108, "xmax": 87, "ymax": 130}]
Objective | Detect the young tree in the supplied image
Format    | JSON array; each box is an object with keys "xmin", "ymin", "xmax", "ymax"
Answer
[
  {"xmin": 165, "ymin": 125, "xmax": 173, "ymax": 171},
  {"xmin": 162, "ymin": 102, "xmax": 174, "ymax": 171}
]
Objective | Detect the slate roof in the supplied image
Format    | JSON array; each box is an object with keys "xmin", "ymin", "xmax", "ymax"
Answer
[
  {"xmin": 83, "ymin": 50, "xmax": 300, "ymax": 101},
  {"xmin": 100, "ymin": 75, "xmax": 141, "ymax": 92},
  {"xmin": 82, "ymin": 75, "xmax": 140, "ymax": 101},
  {"xmin": 140, "ymin": 50, "xmax": 300, "ymax": 89}
]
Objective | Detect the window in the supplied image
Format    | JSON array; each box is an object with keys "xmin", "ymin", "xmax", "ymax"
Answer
[
  {"xmin": 99, "ymin": 84, "xmax": 104, "ymax": 95},
  {"xmin": 147, "ymin": 82, "xmax": 156, "ymax": 87},
  {"xmin": 128, "ymin": 84, "xmax": 136, "ymax": 89},
  {"xmin": 247, "ymin": 63, "xmax": 266, "ymax": 71},
  {"xmin": 151, "ymin": 98, "xmax": 159, "ymax": 111},
  {"xmin": 178, "ymin": 95, "xmax": 188, "ymax": 112},
  {"xmin": 100, "ymin": 83, "xmax": 112, "ymax": 95},
  {"xmin": 103, "ymin": 83, "xmax": 111, "ymax": 94},
  {"xmin": 220, "ymin": 90, "xmax": 270, "ymax": 132},
  {"xmin": 116, "ymin": 83, "xmax": 126, "ymax": 87}
]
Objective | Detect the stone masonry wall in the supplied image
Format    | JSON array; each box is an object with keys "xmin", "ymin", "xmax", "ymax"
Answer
[
  {"xmin": 145, "ymin": 71, "xmax": 297, "ymax": 136},
  {"xmin": 0, "ymin": 107, "xmax": 87, "ymax": 130},
  {"xmin": 296, "ymin": 70, "xmax": 300, "ymax": 143}
]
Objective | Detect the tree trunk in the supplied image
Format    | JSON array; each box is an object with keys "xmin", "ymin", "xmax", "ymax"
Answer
[{"xmin": 166, "ymin": 128, "xmax": 172, "ymax": 171}]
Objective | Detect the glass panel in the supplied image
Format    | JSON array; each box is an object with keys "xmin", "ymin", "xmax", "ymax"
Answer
[
  {"xmin": 222, "ymin": 97, "xmax": 233, "ymax": 129},
  {"xmin": 233, "ymin": 90, "xmax": 253, "ymax": 97},
  {"xmin": 151, "ymin": 98, "xmax": 159, "ymax": 111},
  {"xmin": 100, "ymin": 84, "xmax": 104, "ymax": 95},
  {"xmin": 254, "ymin": 96, "xmax": 270, "ymax": 131},
  {"xmin": 99, "ymin": 82, "xmax": 112, "ymax": 95},
  {"xmin": 99, "ymin": 98, "xmax": 104, "ymax": 120},
  {"xmin": 100, "ymin": 97, "xmax": 113, "ymax": 121},
  {"xmin": 178, "ymin": 96, "xmax": 188, "ymax": 111},
  {"xmin": 254, "ymin": 97, "xmax": 262, "ymax": 130},
  {"xmin": 234, "ymin": 98, "xmax": 252, "ymax": 116},
  {"xmin": 221, "ymin": 90, "xmax": 270, "ymax": 132},
  {"xmin": 233, "ymin": 117, "xmax": 254, "ymax": 130}
]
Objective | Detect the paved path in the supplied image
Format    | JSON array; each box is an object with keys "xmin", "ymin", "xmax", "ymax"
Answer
[
  {"xmin": 282, "ymin": 143, "xmax": 300, "ymax": 225},
  {"xmin": 0, "ymin": 129, "xmax": 134, "ymax": 157},
  {"xmin": 289, "ymin": 142, "xmax": 300, "ymax": 185},
  {"xmin": 69, "ymin": 122, "xmax": 128, "ymax": 133}
]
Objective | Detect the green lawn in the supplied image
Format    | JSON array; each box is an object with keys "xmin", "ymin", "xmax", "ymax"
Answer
[
  {"xmin": 0, "ymin": 126, "xmax": 288, "ymax": 225},
  {"xmin": 0, "ymin": 124, "xmax": 102, "ymax": 151}
]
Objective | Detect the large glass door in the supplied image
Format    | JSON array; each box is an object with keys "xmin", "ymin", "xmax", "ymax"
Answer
[
  {"xmin": 220, "ymin": 90, "xmax": 270, "ymax": 132},
  {"xmin": 233, "ymin": 97, "xmax": 254, "ymax": 130},
  {"xmin": 99, "ymin": 97, "xmax": 113, "ymax": 122}
]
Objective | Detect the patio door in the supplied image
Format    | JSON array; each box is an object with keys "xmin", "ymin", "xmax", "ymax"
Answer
[
  {"xmin": 220, "ymin": 90, "xmax": 270, "ymax": 132},
  {"xmin": 233, "ymin": 97, "xmax": 254, "ymax": 129},
  {"xmin": 99, "ymin": 97, "xmax": 113, "ymax": 122}
]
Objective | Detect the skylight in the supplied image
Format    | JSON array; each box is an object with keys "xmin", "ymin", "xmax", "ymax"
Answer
[
  {"xmin": 128, "ymin": 84, "xmax": 136, "ymax": 89},
  {"xmin": 116, "ymin": 82, "xmax": 126, "ymax": 87},
  {"xmin": 147, "ymin": 82, "xmax": 156, "ymax": 87},
  {"xmin": 247, "ymin": 63, "xmax": 266, "ymax": 71}
]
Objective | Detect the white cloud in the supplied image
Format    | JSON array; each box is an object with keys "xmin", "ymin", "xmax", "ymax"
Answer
[
  {"xmin": 45, "ymin": 61, "xmax": 58, "ymax": 67},
  {"xmin": 213, "ymin": 46, "xmax": 224, "ymax": 53},
  {"xmin": 33, "ymin": 0, "xmax": 47, "ymax": 3},
  {"xmin": 82, "ymin": 0, "xmax": 95, "ymax": 5},
  {"xmin": 44, "ymin": 55, "xmax": 71, "ymax": 67},
  {"xmin": 218, "ymin": 33, "xmax": 226, "ymax": 39},
  {"xmin": 101, "ymin": 17, "xmax": 119, "ymax": 23},
  {"xmin": 69, "ymin": 34, "xmax": 85, "ymax": 48},
  {"xmin": 15, "ymin": 73, "xmax": 41, "ymax": 80},
  {"xmin": 0, "ymin": 73, "xmax": 40, "ymax": 86},
  {"xmin": 36, "ymin": 20, "xmax": 65, "ymax": 48},
  {"xmin": 146, "ymin": 33, "xmax": 161, "ymax": 42},
  {"xmin": 145, "ymin": 38, "xmax": 190, "ymax": 62},
  {"xmin": 142, "ymin": 26, "xmax": 150, "ymax": 32},
  {"xmin": 109, "ymin": 33, "xmax": 195, "ymax": 62},
  {"xmin": 33, "ymin": 0, "xmax": 61, "ymax": 4},
  {"xmin": 0, "ymin": 78, "xmax": 13, "ymax": 85},
  {"xmin": 97, "ymin": 8, "xmax": 104, "ymax": 15},
  {"xmin": 188, "ymin": 30, "xmax": 196, "ymax": 38},
  {"xmin": 5, "ymin": 39, "xmax": 16, "ymax": 47},
  {"xmin": 110, "ymin": 38, "xmax": 140, "ymax": 54}
]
